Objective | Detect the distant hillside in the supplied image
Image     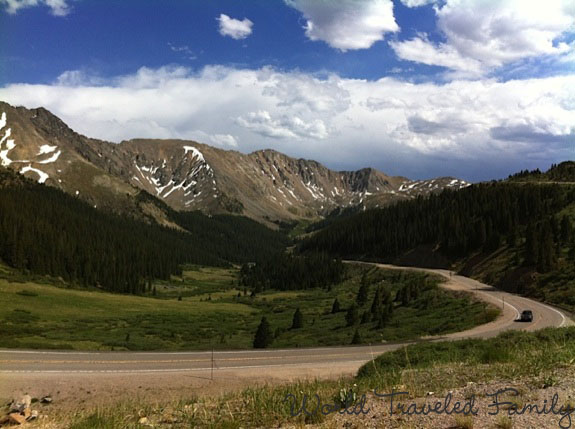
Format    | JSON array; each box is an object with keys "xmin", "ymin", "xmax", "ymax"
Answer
[
  {"xmin": 300, "ymin": 172, "xmax": 575, "ymax": 311},
  {"xmin": 0, "ymin": 167, "xmax": 287, "ymax": 294}
]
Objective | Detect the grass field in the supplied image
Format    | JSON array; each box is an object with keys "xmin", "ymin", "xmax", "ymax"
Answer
[{"xmin": 0, "ymin": 263, "xmax": 497, "ymax": 351}]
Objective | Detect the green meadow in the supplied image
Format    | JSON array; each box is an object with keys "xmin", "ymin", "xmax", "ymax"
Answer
[{"xmin": 0, "ymin": 263, "xmax": 497, "ymax": 351}]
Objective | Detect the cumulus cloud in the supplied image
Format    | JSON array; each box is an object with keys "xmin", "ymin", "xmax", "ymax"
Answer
[
  {"xmin": 284, "ymin": 0, "xmax": 398, "ymax": 51},
  {"xmin": 236, "ymin": 110, "xmax": 329, "ymax": 140},
  {"xmin": 261, "ymin": 73, "xmax": 350, "ymax": 113},
  {"xmin": 1, "ymin": 0, "xmax": 70, "ymax": 15},
  {"xmin": 217, "ymin": 14, "xmax": 253, "ymax": 40},
  {"xmin": 490, "ymin": 120, "xmax": 574, "ymax": 144},
  {"xmin": 208, "ymin": 133, "xmax": 238, "ymax": 147},
  {"xmin": 390, "ymin": 36, "xmax": 485, "ymax": 77},
  {"xmin": 0, "ymin": 66, "xmax": 573, "ymax": 181},
  {"xmin": 393, "ymin": 0, "xmax": 575, "ymax": 74}
]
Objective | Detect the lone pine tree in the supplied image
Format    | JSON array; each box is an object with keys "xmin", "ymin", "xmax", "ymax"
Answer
[
  {"xmin": 346, "ymin": 303, "xmax": 360, "ymax": 327},
  {"xmin": 356, "ymin": 276, "xmax": 369, "ymax": 306},
  {"xmin": 253, "ymin": 317, "xmax": 273, "ymax": 349},
  {"xmin": 331, "ymin": 298, "xmax": 341, "ymax": 314},
  {"xmin": 291, "ymin": 308, "xmax": 303, "ymax": 329}
]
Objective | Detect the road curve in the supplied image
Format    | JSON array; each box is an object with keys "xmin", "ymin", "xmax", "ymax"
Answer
[{"xmin": 0, "ymin": 264, "xmax": 572, "ymax": 376}]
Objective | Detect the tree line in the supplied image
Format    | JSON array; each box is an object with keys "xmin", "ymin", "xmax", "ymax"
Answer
[
  {"xmin": 239, "ymin": 252, "xmax": 344, "ymax": 292},
  {"xmin": 507, "ymin": 161, "xmax": 575, "ymax": 183}
]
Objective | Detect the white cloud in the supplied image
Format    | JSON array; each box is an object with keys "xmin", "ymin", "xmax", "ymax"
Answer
[
  {"xmin": 168, "ymin": 43, "xmax": 197, "ymax": 60},
  {"xmin": 0, "ymin": 66, "xmax": 574, "ymax": 181},
  {"xmin": 284, "ymin": 0, "xmax": 398, "ymax": 51},
  {"xmin": 390, "ymin": 36, "xmax": 485, "ymax": 77},
  {"xmin": 394, "ymin": 0, "xmax": 575, "ymax": 74},
  {"xmin": 1, "ymin": 0, "xmax": 70, "ymax": 15},
  {"xmin": 209, "ymin": 134, "xmax": 238, "ymax": 147},
  {"xmin": 261, "ymin": 72, "xmax": 350, "ymax": 113},
  {"xmin": 400, "ymin": 0, "xmax": 436, "ymax": 6},
  {"xmin": 217, "ymin": 14, "xmax": 253, "ymax": 40},
  {"xmin": 236, "ymin": 110, "xmax": 329, "ymax": 140}
]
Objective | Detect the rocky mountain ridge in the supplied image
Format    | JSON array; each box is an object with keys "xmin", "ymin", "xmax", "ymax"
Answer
[{"xmin": 0, "ymin": 101, "xmax": 470, "ymax": 224}]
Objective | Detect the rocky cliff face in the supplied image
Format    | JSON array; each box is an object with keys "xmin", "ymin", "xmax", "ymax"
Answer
[{"xmin": 0, "ymin": 101, "xmax": 470, "ymax": 223}]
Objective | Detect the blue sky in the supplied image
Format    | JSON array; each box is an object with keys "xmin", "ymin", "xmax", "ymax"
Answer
[
  {"xmin": 0, "ymin": 0, "xmax": 574, "ymax": 181},
  {"xmin": 0, "ymin": 0, "xmax": 442, "ymax": 84}
]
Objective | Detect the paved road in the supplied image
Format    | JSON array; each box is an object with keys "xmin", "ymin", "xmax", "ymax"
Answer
[{"xmin": 0, "ymin": 264, "xmax": 572, "ymax": 375}]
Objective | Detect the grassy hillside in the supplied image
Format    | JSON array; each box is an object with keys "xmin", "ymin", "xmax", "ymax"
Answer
[{"xmin": 0, "ymin": 263, "xmax": 495, "ymax": 351}]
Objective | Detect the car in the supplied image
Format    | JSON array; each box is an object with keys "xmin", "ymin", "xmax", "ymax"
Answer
[{"xmin": 520, "ymin": 310, "xmax": 533, "ymax": 322}]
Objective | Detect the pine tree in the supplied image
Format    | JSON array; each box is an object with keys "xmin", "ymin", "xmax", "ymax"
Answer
[
  {"xmin": 524, "ymin": 223, "xmax": 538, "ymax": 266},
  {"xmin": 356, "ymin": 280, "xmax": 369, "ymax": 306},
  {"xmin": 537, "ymin": 222, "xmax": 556, "ymax": 273},
  {"xmin": 291, "ymin": 308, "xmax": 304, "ymax": 329},
  {"xmin": 331, "ymin": 298, "xmax": 341, "ymax": 314},
  {"xmin": 376, "ymin": 308, "xmax": 390, "ymax": 329},
  {"xmin": 507, "ymin": 227, "xmax": 517, "ymax": 247},
  {"xmin": 569, "ymin": 241, "xmax": 575, "ymax": 262},
  {"xmin": 370, "ymin": 286, "xmax": 382, "ymax": 315},
  {"xmin": 346, "ymin": 303, "xmax": 360, "ymax": 327},
  {"xmin": 561, "ymin": 215, "xmax": 572, "ymax": 244},
  {"xmin": 253, "ymin": 317, "xmax": 273, "ymax": 349},
  {"xmin": 351, "ymin": 329, "xmax": 362, "ymax": 345}
]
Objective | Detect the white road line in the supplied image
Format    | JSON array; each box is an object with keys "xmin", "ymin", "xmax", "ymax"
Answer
[
  {"xmin": 0, "ymin": 360, "xmax": 371, "ymax": 374},
  {"xmin": 503, "ymin": 299, "xmax": 521, "ymax": 320},
  {"xmin": 539, "ymin": 303, "xmax": 568, "ymax": 327},
  {"xmin": 0, "ymin": 345, "xmax": 398, "ymax": 357}
]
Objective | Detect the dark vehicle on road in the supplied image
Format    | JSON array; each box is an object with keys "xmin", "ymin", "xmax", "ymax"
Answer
[{"xmin": 520, "ymin": 310, "xmax": 533, "ymax": 322}]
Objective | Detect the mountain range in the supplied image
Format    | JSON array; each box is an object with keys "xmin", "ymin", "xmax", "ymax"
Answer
[{"xmin": 0, "ymin": 101, "xmax": 469, "ymax": 225}]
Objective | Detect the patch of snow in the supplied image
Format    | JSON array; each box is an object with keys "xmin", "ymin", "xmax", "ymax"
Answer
[
  {"xmin": 287, "ymin": 188, "xmax": 299, "ymax": 200},
  {"xmin": 37, "ymin": 145, "xmax": 57, "ymax": 155},
  {"xmin": 1, "ymin": 127, "xmax": 12, "ymax": 145},
  {"xmin": 163, "ymin": 180, "xmax": 186, "ymax": 198},
  {"xmin": 38, "ymin": 150, "xmax": 61, "ymax": 164},
  {"xmin": 0, "ymin": 145, "xmax": 13, "ymax": 167},
  {"xmin": 21, "ymin": 165, "xmax": 49, "ymax": 183},
  {"xmin": 0, "ymin": 112, "xmax": 5, "ymax": 130},
  {"xmin": 156, "ymin": 180, "xmax": 174, "ymax": 196},
  {"xmin": 183, "ymin": 145, "xmax": 206, "ymax": 163}
]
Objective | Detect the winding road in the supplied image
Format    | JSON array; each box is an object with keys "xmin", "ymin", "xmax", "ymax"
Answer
[{"xmin": 0, "ymin": 264, "xmax": 572, "ymax": 405}]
